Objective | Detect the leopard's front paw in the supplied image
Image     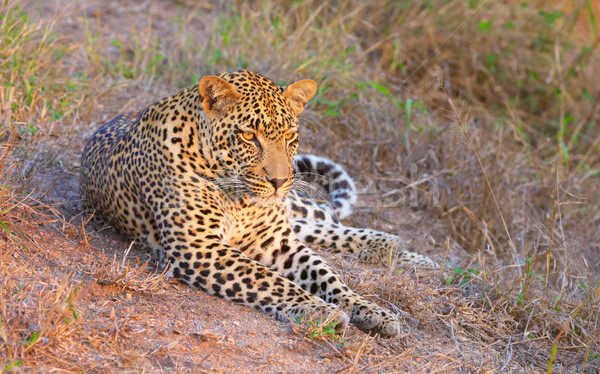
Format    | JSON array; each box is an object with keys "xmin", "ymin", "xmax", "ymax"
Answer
[{"xmin": 349, "ymin": 303, "xmax": 400, "ymax": 338}]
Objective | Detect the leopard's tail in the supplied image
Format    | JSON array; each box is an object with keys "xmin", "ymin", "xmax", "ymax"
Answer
[{"xmin": 293, "ymin": 154, "xmax": 357, "ymax": 219}]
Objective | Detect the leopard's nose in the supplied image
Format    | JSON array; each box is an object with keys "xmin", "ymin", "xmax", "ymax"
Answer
[{"xmin": 268, "ymin": 177, "xmax": 287, "ymax": 191}]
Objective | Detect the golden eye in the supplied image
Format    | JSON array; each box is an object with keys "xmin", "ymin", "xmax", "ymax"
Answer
[
  {"xmin": 241, "ymin": 132, "xmax": 255, "ymax": 141},
  {"xmin": 284, "ymin": 132, "xmax": 296, "ymax": 141}
]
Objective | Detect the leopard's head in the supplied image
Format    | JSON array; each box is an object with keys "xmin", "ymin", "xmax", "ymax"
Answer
[{"xmin": 197, "ymin": 70, "xmax": 316, "ymax": 201}]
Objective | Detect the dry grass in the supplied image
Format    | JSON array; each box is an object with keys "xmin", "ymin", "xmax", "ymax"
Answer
[
  {"xmin": 86, "ymin": 242, "xmax": 169, "ymax": 293},
  {"xmin": 1, "ymin": 0, "xmax": 599, "ymax": 372}
]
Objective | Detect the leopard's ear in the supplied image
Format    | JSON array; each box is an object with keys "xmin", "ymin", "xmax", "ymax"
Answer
[
  {"xmin": 198, "ymin": 76, "xmax": 241, "ymax": 116},
  {"xmin": 283, "ymin": 79, "xmax": 317, "ymax": 116}
]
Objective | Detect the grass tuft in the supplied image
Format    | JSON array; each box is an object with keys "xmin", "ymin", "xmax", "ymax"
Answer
[{"xmin": 87, "ymin": 243, "xmax": 168, "ymax": 293}]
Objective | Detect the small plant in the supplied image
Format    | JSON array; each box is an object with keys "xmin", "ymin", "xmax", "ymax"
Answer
[
  {"xmin": 366, "ymin": 80, "xmax": 427, "ymax": 130},
  {"xmin": 20, "ymin": 331, "xmax": 39, "ymax": 347},
  {"xmin": 306, "ymin": 317, "xmax": 342, "ymax": 342},
  {"xmin": 293, "ymin": 312, "xmax": 345, "ymax": 346},
  {"xmin": 3, "ymin": 360, "xmax": 23, "ymax": 371},
  {"xmin": 446, "ymin": 265, "xmax": 480, "ymax": 287}
]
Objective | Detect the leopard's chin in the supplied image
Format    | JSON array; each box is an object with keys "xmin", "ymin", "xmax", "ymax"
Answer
[
  {"xmin": 248, "ymin": 194, "xmax": 283, "ymax": 207},
  {"xmin": 247, "ymin": 186, "xmax": 289, "ymax": 204}
]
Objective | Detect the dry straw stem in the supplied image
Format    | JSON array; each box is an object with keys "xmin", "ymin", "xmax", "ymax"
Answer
[{"xmin": 445, "ymin": 94, "xmax": 516, "ymax": 258}]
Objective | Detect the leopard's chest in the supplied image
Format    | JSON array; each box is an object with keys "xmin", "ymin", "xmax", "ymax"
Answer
[{"xmin": 224, "ymin": 196, "xmax": 292, "ymax": 261}]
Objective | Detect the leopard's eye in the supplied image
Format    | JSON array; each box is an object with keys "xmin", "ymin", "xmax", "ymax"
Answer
[
  {"xmin": 284, "ymin": 132, "xmax": 296, "ymax": 141},
  {"xmin": 240, "ymin": 132, "xmax": 255, "ymax": 141}
]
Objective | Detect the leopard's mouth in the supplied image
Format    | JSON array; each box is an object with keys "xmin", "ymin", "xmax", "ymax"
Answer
[{"xmin": 247, "ymin": 195, "xmax": 281, "ymax": 208}]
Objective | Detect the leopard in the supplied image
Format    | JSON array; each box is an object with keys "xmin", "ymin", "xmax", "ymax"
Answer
[{"xmin": 80, "ymin": 69, "xmax": 436, "ymax": 338}]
